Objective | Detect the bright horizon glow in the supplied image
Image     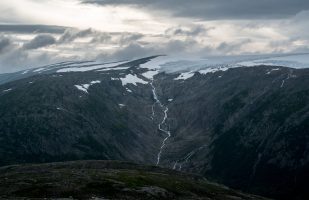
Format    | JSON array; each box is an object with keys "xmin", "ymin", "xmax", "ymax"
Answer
[{"xmin": 0, "ymin": 0, "xmax": 169, "ymax": 34}]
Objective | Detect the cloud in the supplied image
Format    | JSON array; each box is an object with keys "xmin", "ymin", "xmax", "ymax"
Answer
[
  {"xmin": 57, "ymin": 28, "xmax": 144, "ymax": 46},
  {"xmin": 0, "ymin": 36, "xmax": 12, "ymax": 53},
  {"xmin": 90, "ymin": 33, "xmax": 112, "ymax": 43},
  {"xmin": 117, "ymin": 33, "xmax": 144, "ymax": 46},
  {"xmin": 1, "ymin": 12, "xmax": 309, "ymax": 73},
  {"xmin": 97, "ymin": 42, "xmax": 157, "ymax": 61},
  {"xmin": 216, "ymin": 39, "xmax": 252, "ymax": 54},
  {"xmin": 165, "ymin": 25, "xmax": 211, "ymax": 37},
  {"xmin": 58, "ymin": 28, "xmax": 93, "ymax": 43},
  {"xmin": 23, "ymin": 34, "xmax": 56, "ymax": 50},
  {"xmin": 164, "ymin": 39, "xmax": 197, "ymax": 53},
  {"xmin": 82, "ymin": 0, "xmax": 309, "ymax": 20},
  {"xmin": 0, "ymin": 48, "xmax": 70, "ymax": 73},
  {"xmin": 97, "ymin": 38, "xmax": 200, "ymax": 61}
]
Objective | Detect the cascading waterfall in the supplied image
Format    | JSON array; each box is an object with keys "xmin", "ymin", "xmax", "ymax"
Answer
[
  {"xmin": 280, "ymin": 69, "xmax": 294, "ymax": 88},
  {"xmin": 173, "ymin": 145, "xmax": 207, "ymax": 171},
  {"xmin": 150, "ymin": 81, "xmax": 171, "ymax": 166}
]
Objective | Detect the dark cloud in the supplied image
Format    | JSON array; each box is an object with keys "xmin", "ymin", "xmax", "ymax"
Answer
[
  {"xmin": 23, "ymin": 34, "xmax": 56, "ymax": 50},
  {"xmin": 58, "ymin": 28, "xmax": 125, "ymax": 45},
  {"xmin": 0, "ymin": 25, "xmax": 68, "ymax": 34},
  {"xmin": 57, "ymin": 28, "xmax": 144, "ymax": 46},
  {"xmin": 82, "ymin": 0, "xmax": 309, "ymax": 20}
]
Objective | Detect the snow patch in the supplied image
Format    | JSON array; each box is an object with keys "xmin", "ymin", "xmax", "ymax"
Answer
[
  {"xmin": 90, "ymin": 80, "xmax": 101, "ymax": 84},
  {"xmin": 174, "ymin": 71, "xmax": 195, "ymax": 80},
  {"xmin": 52, "ymin": 74, "xmax": 63, "ymax": 77},
  {"xmin": 199, "ymin": 66, "xmax": 229, "ymax": 75},
  {"xmin": 2, "ymin": 88, "xmax": 12, "ymax": 92},
  {"xmin": 266, "ymin": 68, "xmax": 280, "ymax": 74},
  {"xmin": 21, "ymin": 70, "xmax": 29, "ymax": 74},
  {"xmin": 118, "ymin": 104, "xmax": 126, "ymax": 108},
  {"xmin": 75, "ymin": 85, "xmax": 88, "ymax": 93},
  {"xmin": 120, "ymin": 74, "xmax": 148, "ymax": 86},
  {"xmin": 33, "ymin": 68, "xmax": 46, "ymax": 72},
  {"xmin": 75, "ymin": 80, "xmax": 101, "ymax": 93}
]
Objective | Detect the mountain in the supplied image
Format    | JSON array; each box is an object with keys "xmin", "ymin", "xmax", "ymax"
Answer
[
  {"xmin": 0, "ymin": 160, "xmax": 270, "ymax": 200},
  {"xmin": 0, "ymin": 54, "xmax": 308, "ymax": 200}
]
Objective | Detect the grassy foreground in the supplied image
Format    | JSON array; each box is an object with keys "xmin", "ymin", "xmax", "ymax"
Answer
[{"xmin": 0, "ymin": 160, "xmax": 270, "ymax": 200}]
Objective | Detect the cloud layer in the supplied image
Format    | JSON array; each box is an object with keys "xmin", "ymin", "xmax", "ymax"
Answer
[
  {"xmin": 0, "ymin": 36, "xmax": 11, "ymax": 53},
  {"xmin": 0, "ymin": 1, "xmax": 308, "ymax": 73},
  {"xmin": 23, "ymin": 34, "xmax": 56, "ymax": 50},
  {"xmin": 82, "ymin": 0, "xmax": 309, "ymax": 19}
]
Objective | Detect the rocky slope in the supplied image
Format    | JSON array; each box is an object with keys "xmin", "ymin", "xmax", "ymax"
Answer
[
  {"xmin": 0, "ymin": 55, "xmax": 308, "ymax": 199},
  {"xmin": 0, "ymin": 160, "xmax": 270, "ymax": 200}
]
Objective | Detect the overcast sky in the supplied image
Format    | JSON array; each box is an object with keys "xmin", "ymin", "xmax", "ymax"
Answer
[{"xmin": 0, "ymin": 0, "xmax": 309, "ymax": 72}]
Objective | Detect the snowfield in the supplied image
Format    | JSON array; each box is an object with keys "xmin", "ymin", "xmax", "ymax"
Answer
[
  {"xmin": 237, "ymin": 54, "xmax": 309, "ymax": 69},
  {"xmin": 57, "ymin": 61, "xmax": 128, "ymax": 73},
  {"xmin": 141, "ymin": 53, "xmax": 309, "ymax": 81},
  {"xmin": 0, "ymin": 53, "xmax": 308, "ymax": 86}
]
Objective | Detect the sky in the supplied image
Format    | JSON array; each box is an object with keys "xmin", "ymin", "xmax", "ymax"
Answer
[{"xmin": 0, "ymin": 0, "xmax": 309, "ymax": 72}]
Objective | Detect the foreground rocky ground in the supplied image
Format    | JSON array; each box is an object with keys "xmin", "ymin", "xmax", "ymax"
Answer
[{"xmin": 0, "ymin": 160, "xmax": 270, "ymax": 200}]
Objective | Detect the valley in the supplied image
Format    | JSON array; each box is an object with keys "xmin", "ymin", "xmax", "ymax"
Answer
[{"xmin": 0, "ymin": 55, "xmax": 308, "ymax": 200}]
